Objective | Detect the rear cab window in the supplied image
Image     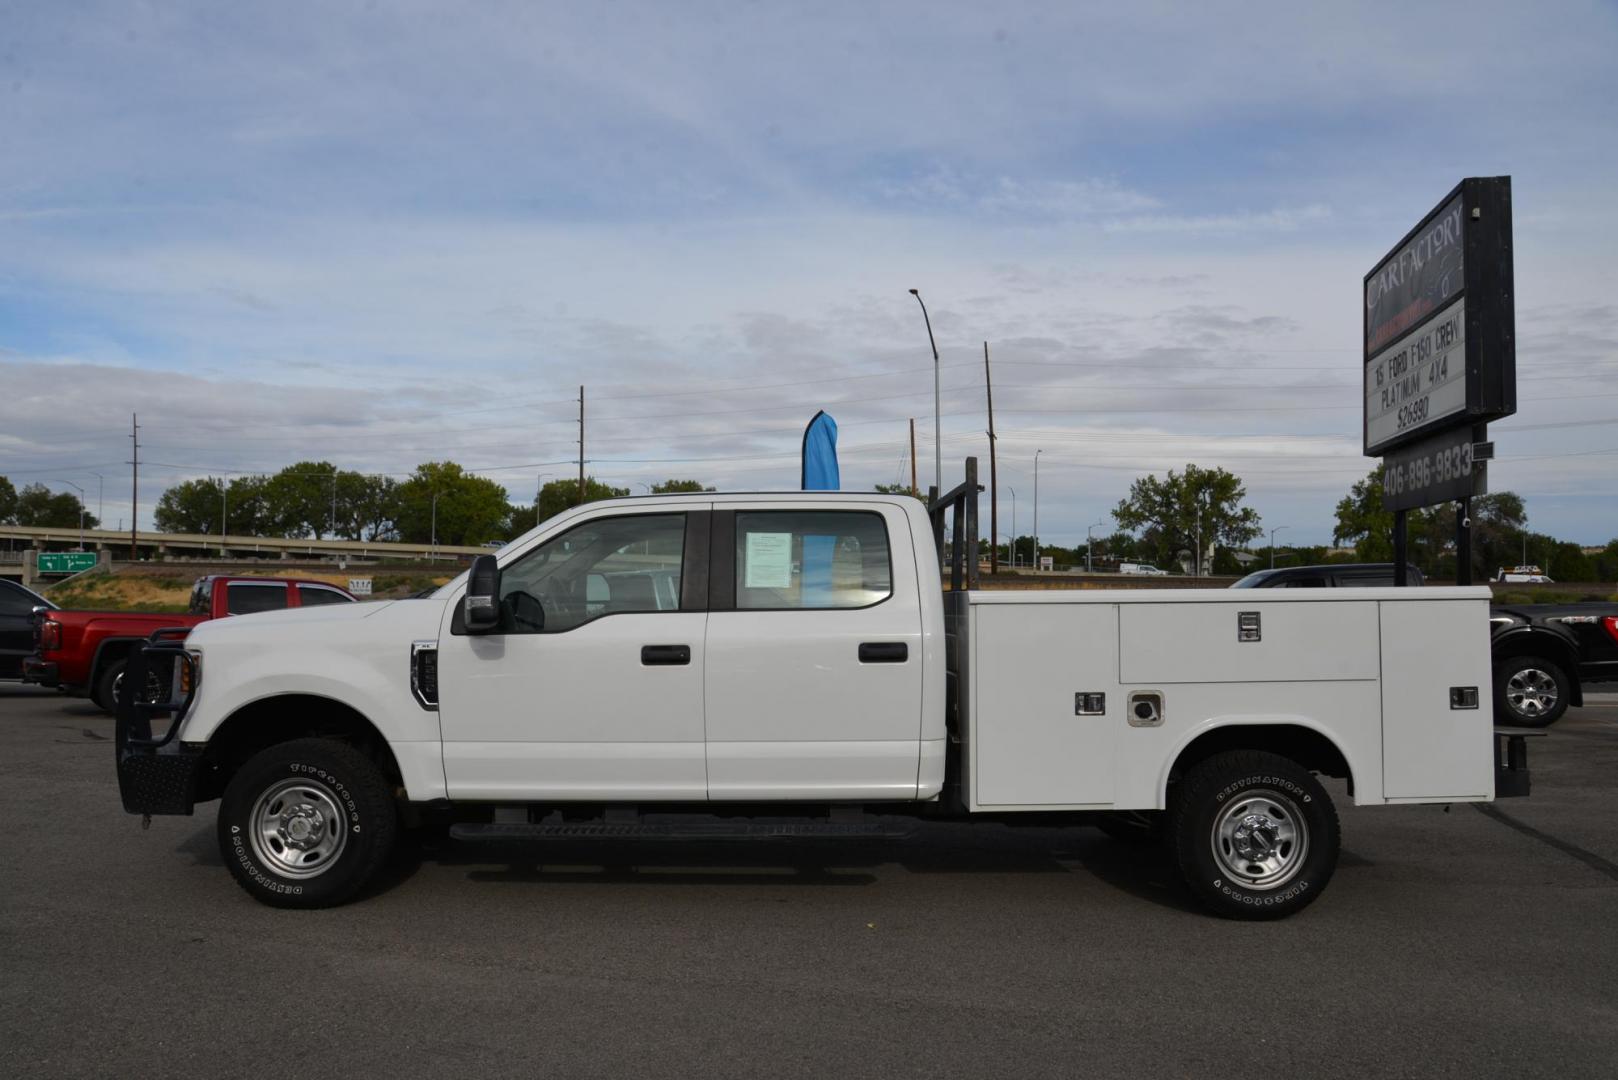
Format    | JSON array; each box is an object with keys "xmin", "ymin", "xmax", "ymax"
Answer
[
  {"xmin": 296, "ymin": 584, "xmax": 354, "ymax": 607},
  {"xmin": 225, "ymin": 582, "xmax": 289, "ymax": 615},
  {"xmin": 733, "ymin": 510, "xmax": 892, "ymax": 610}
]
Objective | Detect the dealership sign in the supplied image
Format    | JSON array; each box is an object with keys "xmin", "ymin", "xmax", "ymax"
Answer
[
  {"xmin": 1381, "ymin": 425, "xmax": 1487, "ymax": 513},
  {"xmin": 1363, "ymin": 177, "xmax": 1516, "ymax": 460}
]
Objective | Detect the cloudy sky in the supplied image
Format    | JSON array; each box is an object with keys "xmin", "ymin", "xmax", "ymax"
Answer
[{"xmin": 3, "ymin": 1, "xmax": 1616, "ymax": 547}]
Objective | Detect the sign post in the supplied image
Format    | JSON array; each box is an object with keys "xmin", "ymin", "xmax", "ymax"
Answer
[{"xmin": 1363, "ymin": 177, "xmax": 1515, "ymax": 584}]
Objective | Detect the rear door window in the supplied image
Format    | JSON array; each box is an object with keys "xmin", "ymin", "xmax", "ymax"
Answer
[
  {"xmin": 225, "ymin": 582, "xmax": 289, "ymax": 614},
  {"xmin": 733, "ymin": 510, "xmax": 892, "ymax": 610}
]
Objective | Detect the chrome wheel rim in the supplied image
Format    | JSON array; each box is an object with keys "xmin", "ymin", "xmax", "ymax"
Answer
[
  {"xmin": 112, "ymin": 667, "xmax": 163, "ymax": 704},
  {"xmin": 1211, "ymin": 789, "xmax": 1308, "ymax": 891},
  {"xmin": 249, "ymin": 779, "xmax": 348, "ymax": 879},
  {"xmin": 1505, "ymin": 668, "xmax": 1558, "ymax": 718}
]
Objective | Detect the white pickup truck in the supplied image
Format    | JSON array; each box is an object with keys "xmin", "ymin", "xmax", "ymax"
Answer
[{"xmin": 116, "ymin": 460, "xmax": 1528, "ymax": 919}]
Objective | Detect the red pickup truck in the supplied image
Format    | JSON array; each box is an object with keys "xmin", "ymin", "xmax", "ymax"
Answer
[{"xmin": 24, "ymin": 575, "xmax": 357, "ymax": 712}]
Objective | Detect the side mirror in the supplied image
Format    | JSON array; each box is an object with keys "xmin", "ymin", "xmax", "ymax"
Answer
[{"xmin": 463, "ymin": 554, "xmax": 502, "ymax": 634}]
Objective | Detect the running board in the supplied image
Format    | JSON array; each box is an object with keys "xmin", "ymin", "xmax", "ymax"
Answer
[{"xmin": 449, "ymin": 820, "xmax": 914, "ymax": 842}]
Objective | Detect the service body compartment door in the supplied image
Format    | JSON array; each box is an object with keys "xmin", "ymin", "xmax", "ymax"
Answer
[
  {"xmin": 1379, "ymin": 599, "xmax": 1492, "ymax": 800},
  {"xmin": 971, "ymin": 602, "xmax": 1117, "ymax": 809}
]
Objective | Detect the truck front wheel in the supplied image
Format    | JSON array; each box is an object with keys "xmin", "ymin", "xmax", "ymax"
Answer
[
  {"xmin": 1169, "ymin": 750, "xmax": 1339, "ymax": 920},
  {"xmin": 217, "ymin": 738, "xmax": 397, "ymax": 908}
]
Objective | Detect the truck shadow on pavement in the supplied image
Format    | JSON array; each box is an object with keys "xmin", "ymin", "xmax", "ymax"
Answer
[{"xmin": 174, "ymin": 819, "xmax": 1247, "ymax": 914}]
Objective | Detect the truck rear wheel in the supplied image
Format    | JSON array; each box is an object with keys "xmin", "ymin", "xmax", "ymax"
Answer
[
  {"xmin": 1170, "ymin": 750, "xmax": 1339, "ymax": 920},
  {"xmin": 217, "ymin": 738, "xmax": 397, "ymax": 909}
]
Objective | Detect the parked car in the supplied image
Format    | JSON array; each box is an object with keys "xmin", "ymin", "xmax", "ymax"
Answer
[
  {"xmin": 1118, "ymin": 562, "xmax": 1169, "ymax": 576},
  {"xmin": 1231, "ymin": 562, "xmax": 1618, "ymax": 727},
  {"xmin": 114, "ymin": 476, "xmax": 1519, "ymax": 919},
  {"xmin": 1489, "ymin": 603, "xmax": 1618, "ymax": 727},
  {"xmin": 1, "ymin": 579, "xmax": 56, "ymax": 680},
  {"xmin": 1232, "ymin": 563, "xmax": 1426, "ymax": 588},
  {"xmin": 24, "ymin": 574, "xmax": 357, "ymax": 712},
  {"xmin": 1495, "ymin": 565, "xmax": 1554, "ymax": 584}
]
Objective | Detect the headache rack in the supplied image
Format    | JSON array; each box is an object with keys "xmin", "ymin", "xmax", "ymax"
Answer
[{"xmin": 928, "ymin": 456, "xmax": 984, "ymax": 591}]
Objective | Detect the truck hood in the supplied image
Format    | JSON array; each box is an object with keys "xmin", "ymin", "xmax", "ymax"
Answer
[{"xmin": 186, "ymin": 597, "xmax": 440, "ymax": 650}]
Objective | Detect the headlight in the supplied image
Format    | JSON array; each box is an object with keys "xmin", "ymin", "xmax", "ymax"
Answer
[{"xmin": 176, "ymin": 650, "xmax": 202, "ymax": 697}]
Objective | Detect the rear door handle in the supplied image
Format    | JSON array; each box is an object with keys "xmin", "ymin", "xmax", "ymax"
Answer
[
  {"xmin": 640, "ymin": 644, "xmax": 691, "ymax": 666},
  {"xmin": 858, "ymin": 642, "xmax": 908, "ymax": 664}
]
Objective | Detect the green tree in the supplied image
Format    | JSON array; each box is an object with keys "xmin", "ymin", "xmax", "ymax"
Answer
[
  {"xmin": 13, "ymin": 483, "xmax": 99, "ymax": 529},
  {"xmin": 331, "ymin": 473, "xmax": 399, "ymax": 542},
  {"xmin": 651, "ymin": 479, "xmax": 714, "ymax": 494},
  {"xmin": 0, "ymin": 475, "xmax": 17, "ymax": 523},
  {"xmin": 265, "ymin": 461, "xmax": 341, "ymax": 539},
  {"xmin": 1593, "ymin": 539, "xmax": 1618, "ymax": 584},
  {"xmin": 534, "ymin": 476, "xmax": 630, "ymax": 526},
  {"xmin": 398, "ymin": 462, "xmax": 517, "ymax": 546},
  {"xmin": 1113, "ymin": 465, "xmax": 1261, "ymax": 570},
  {"xmin": 154, "ymin": 477, "xmax": 227, "ymax": 533},
  {"xmin": 873, "ymin": 483, "xmax": 922, "ymax": 499},
  {"xmin": 1333, "ymin": 466, "xmax": 1396, "ymax": 561}
]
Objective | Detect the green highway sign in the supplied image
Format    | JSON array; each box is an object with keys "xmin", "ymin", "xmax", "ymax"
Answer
[{"xmin": 37, "ymin": 552, "xmax": 97, "ymax": 575}]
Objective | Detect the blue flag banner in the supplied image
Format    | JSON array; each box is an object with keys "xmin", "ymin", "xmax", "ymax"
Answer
[
  {"xmin": 800, "ymin": 410, "xmax": 840, "ymax": 606},
  {"xmin": 801, "ymin": 410, "xmax": 840, "ymax": 491}
]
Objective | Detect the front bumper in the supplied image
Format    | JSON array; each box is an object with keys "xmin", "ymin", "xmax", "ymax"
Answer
[
  {"xmin": 115, "ymin": 635, "xmax": 203, "ymax": 817},
  {"xmin": 21, "ymin": 657, "xmax": 58, "ymax": 687}
]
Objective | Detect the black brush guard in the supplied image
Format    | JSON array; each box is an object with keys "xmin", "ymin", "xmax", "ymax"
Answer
[{"xmin": 114, "ymin": 627, "xmax": 205, "ymax": 816}]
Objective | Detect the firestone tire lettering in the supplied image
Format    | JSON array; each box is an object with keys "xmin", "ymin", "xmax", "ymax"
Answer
[{"xmin": 217, "ymin": 737, "xmax": 396, "ymax": 910}]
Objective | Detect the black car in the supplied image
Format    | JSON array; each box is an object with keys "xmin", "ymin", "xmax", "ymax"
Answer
[
  {"xmin": 1, "ymin": 578, "xmax": 56, "ymax": 680},
  {"xmin": 1232, "ymin": 562, "xmax": 1618, "ymax": 727},
  {"xmin": 1489, "ymin": 603, "xmax": 1618, "ymax": 727},
  {"xmin": 1231, "ymin": 563, "xmax": 1426, "ymax": 588}
]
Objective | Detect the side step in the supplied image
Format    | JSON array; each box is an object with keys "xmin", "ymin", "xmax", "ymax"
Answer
[{"xmin": 450, "ymin": 820, "xmax": 914, "ymax": 842}]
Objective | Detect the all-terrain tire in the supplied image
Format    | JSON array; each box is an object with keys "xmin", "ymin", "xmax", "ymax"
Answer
[
  {"xmin": 217, "ymin": 738, "xmax": 397, "ymax": 909},
  {"xmin": 1170, "ymin": 750, "xmax": 1339, "ymax": 920}
]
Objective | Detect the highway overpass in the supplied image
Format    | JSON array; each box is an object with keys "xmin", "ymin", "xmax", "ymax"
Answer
[{"xmin": 0, "ymin": 524, "xmax": 487, "ymax": 564}]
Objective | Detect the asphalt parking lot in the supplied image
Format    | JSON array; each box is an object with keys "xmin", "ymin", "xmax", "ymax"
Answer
[{"xmin": 2, "ymin": 685, "xmax": 1616, "ymax": 1079}]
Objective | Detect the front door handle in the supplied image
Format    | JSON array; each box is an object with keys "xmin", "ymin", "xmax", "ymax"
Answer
[
  {"xmin": 640, "ymin": 644, "xmax": 691, "ymax": 666},
  {"xmin": 858, "ymin": 642, "xmax": 908, "ymax": 664}
]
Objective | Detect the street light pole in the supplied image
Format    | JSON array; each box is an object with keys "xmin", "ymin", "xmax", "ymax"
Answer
[
  {"xmin": 1269, "ymin": 525, "xmax": 1290, "ymax": 569},
  {"xmin": 1087, "ymin": 520, "xmax": 1104, "ymax": 574},
  {"xmin": 55, "ymin": 479, "xmax": 86, "ymax": 551},
  {"xmin": 90, "ymin": 473, "xmax": 104, "ymax": 530},
  {"xmin": 220, "ymin": 478, "xmax": 228, "ymax": 556},
  {"xmin": 430, "ymin": 491, "xmax": 439, "ymax": 557},
  {"xmin": 907, "ymin": 289, "xmax": 942, "ymax": 495},
  {"xmin": 1008, "ymin": 486, "xmax": 1017, "ymax": 568},
  {"xmin": 1032, "ymin": 450, "xmax": 1043, "ymax": 572}
]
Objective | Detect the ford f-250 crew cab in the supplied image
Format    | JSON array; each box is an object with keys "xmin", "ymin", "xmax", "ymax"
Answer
[
  {"xmin": 115, "ymin": 460, "xmax": 1528, "ymax": 919},
  {"xmin": 27, "ymin": 574, "xmax": 356, "ymax": 712}
]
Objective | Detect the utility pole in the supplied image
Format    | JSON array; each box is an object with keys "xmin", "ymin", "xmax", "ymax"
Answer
[
  {"xmin": 1009, "ymin": 487, "xmax": 1017, "ymax": 567},
  {"xmin": 128, "ymin": 413, "xmax": 140, "ymax": 562},
  {"xmin": 906, "ymin": 417, "xmax": 919, "ymax": 498},
  {"xmin": 330, "ymin": 470, "xmax": 338, "ymax": 540},
  {"xmin": 577, "ymin": 385, "xmax": 586, "ymax": 503},
  {"xmin": 984, "ymin": 341, "xmax": 999, "ymax": 574},
  {"xmin": 221, "ymin": 478, "xmax": 228, "ymax": 556},
  {"xmin": 1087, "ymin": 520, "xmax": 1103, "ymax": 573},
  {"xmin": 1196, "ymin": 502, "xmax": 1203, "ymax": 578},
  {"xmin": 1032, "ymin": 449, "xmax": 1043, "ymax": 572},
  {"xmin": 1269, "ymin": 525, "xmax": 1289, "ymax": 569},
  {"xmin": 91, "ymin": 473, "xmax": 104, "ymax": 530}
]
